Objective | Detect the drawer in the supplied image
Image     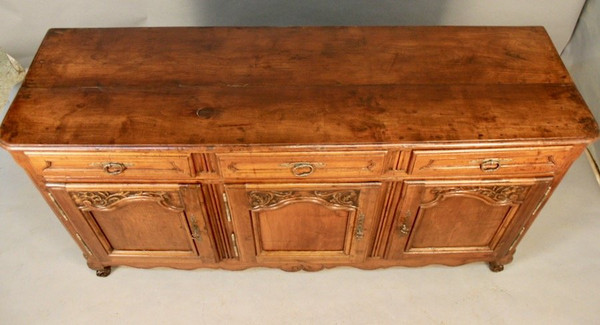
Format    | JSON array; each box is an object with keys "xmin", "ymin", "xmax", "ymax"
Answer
[
  {"xmin": 408, "ymin": 146, "xmax": 573, "ymax": 176},
  {"xmin": 217, "ymin": 151, "xmax": 387, "ymax": 179},
  {"xmin": 26, "ymin": 152, "xmax": 194, "ymax": 180}
]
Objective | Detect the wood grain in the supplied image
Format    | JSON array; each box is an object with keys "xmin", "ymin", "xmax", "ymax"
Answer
[
  {"xmin": 24, "ymin": 27, "xmax": 569, "ymax": 88},
  {"xmin": 1, "ymin": 27, "xmax": 598, "ymax": 275},
  {"xmin": 1, "ymin": 84, "xmax": 596, "ymax": 146},
  {"xmin": 1, "ymin": 26, "xmax": 597, "ymax": 147}
]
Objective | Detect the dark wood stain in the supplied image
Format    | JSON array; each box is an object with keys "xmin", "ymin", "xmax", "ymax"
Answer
[
  {"xmin": 0, "ymin": 26, "xmax": 597, "ymax": 147},
  {"xmin": 196, "ymin": 107, "xmax": 222, "ymax": 119},
  {"xmin": 1, "ymin": 26, "xmax": 594, "ymax": 277},
  {"xmin": 578, "ymin": 117, "xmax": 599, "ymax": 136}
]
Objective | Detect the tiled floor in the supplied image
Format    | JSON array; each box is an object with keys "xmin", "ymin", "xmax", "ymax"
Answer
[{"xmin": 1, "ymin": 98, "xmax": 599, "ymax": 324}]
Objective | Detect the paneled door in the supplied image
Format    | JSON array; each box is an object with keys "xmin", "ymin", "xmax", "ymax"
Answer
[
  {"xmin": 225, "ymin": 183, "xmax": 382, "ymax": 264},
  {"xmin": 47, "ymin": 184, "xmax": 216, "ymax": 261},
  {"xmin": 386, "ymin": 178, "xmax": 552, "ymax": 259}
]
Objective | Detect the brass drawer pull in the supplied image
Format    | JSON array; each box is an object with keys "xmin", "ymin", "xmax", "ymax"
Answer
[
  {"xmin": 291, "ymin": 163, "xmax": 314, "ymax": 177},
  {"xmin": 102, "ymin": 162, "xmax": 127, "ymax": 175},
  {"xmin": 280, "ymin": 162, "xmax": 326, "ymax": 177},
  {"xmin": 480, "ymin": 159, "xmax": 501, "ymax": 172}
]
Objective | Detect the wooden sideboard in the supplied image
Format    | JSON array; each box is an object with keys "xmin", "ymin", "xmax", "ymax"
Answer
[{"xmin": 1, "ymin": 27, "xmax": 597, "ymax": 276}]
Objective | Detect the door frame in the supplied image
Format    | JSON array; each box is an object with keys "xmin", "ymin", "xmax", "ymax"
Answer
[{"xmin": 225, "ymin": 182, "xmax": 382, "ymax": 264}]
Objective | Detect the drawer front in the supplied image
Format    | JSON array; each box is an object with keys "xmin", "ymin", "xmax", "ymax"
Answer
[
  {"xmin": 26, "ymin": 152, "xmax": 194, "ymax": 180},
  {"xmin": 409, "ymin": 146, "xmax": 573, "ymax": 176},
  {"xmin": 217, "ymin": 151, "xmax": 387, "ymax": 179}
]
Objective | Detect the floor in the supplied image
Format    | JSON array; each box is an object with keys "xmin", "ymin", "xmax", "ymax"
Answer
[{"xmin": 1, "ymin": 102, "xmax": 599, "ymax": 324}]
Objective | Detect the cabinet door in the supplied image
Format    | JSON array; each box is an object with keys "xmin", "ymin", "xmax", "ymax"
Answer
[
  {"xmin": 225, "ymin": 183, "xmax": 382, "ymax": 264},
  {"xmin": 386, "ymin": 178, "xmax": 552, "ymax": 259},
  {"xmin": 48, "ymin": 184, "xmax": 215, "ymax": 261}
]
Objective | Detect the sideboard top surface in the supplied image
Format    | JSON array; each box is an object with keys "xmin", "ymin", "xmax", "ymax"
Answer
[{"xmin": 1, "ymin": 26, "xmax": 597, "ymax": 147}]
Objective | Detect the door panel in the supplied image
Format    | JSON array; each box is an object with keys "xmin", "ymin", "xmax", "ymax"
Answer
[
  {"xmin": 256, "ymin": 201, "xmax": 352, "ymax": 252},
  {"xmin": 226, "ymin": 183, "xmax": 382, "ymax": 263},
  {"xmin": 407, "ymin": 196, "xmax": 515, "ymax": 252},
  {"xmin": 48, "ymin": 184, "xmax": 216, "ymax": 260},
  {"xmin": 387, "ymin": 178, "xmax": 552, "ymax": 259},
  {"xmin": 89, "ymin": 200, "xmax": 193, "ymax": 252}
]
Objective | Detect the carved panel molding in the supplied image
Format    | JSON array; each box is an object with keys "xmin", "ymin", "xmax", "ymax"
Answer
[
  {"xmin": 313, "ymin": 190, "xmax": 359, "ymax": 208},
  {"xmin": 248, "ymin": 189, "xmax": 360, "ymax": 210},
  {"xmin": 70, "ymin": 191, "xmax": 185, "ymax": 211},
  {"xmin": 427, "ymin": 186, "xmax": 528, "ymax": 205}
]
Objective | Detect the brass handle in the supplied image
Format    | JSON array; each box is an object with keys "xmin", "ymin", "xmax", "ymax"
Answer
[
  {"xmin": 190, "ymin": 215, "xmax": 201, "ymax": 240},
  {"xmin": 291, "ymin": 163, "xmax": 315, "ymax": 177},
  {"xmin": 102, "ymin": 162, "xmax": 126, "ymax": 175},
  {"xmin": 480, "ymin": 159, "xmax": 501, "ymax": 172}
]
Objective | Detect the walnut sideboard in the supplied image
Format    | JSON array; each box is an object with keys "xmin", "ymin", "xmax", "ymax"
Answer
[{"xmin": 1, "ymin": 27, "xmax": 598, "ymax": 276}]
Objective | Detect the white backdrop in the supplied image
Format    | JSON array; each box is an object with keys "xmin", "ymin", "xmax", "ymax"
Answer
[
  {"xmin": 0, "ymin": 0, "xmax": 586, "ymax": 67},
  {"xmin": 562, "ymin": 0, "xmax": 600, "ymax": 172}
]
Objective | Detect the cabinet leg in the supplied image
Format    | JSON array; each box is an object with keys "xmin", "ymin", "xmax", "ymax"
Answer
[
  {"xmin": 86, "ymin": 256, "xmax": 112, "ymax": 277},
  {"xmin": 489, "ymin": 251, "xmax": 514, "ymax": 272},
  {"xmin": 95, "ymin": 266, "xmax": 112, "ymax": 277},
  {"xmin": 488, "ymin": 262, "xmax": 504, "ymax": 272}
]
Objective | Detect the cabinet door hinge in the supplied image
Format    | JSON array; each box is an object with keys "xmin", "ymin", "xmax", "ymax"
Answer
[
  {"xmin": 506, "ymin": 186, "xmax": 552, "ymax": 253},
  {"xmin": 48, "ymin": 192, "xmax": 69, "ymax": 221},
  {"xmin": 230, "ymin": 233, "xmax": 239, "ymax": 258},
  {"xmin": 532, "ymin": 186, "xmax": 552, "ymax": 216},
  {"xmin": 508, "ymin": 226, "xmax": 526, "ymax": 252},
  {"xmin": 223, "ymin": 192, "xmax": 232, "ymax": 222},
  {"xmin": 354, "ymin": 212, "xmax": 365, "ymax": 239},
  {"xmin": 189, "ymin": 215, "xmax": 202, "ymax": 240},
  {"xmin": 75, "ymin": 233, "xmax": 93, "ymax": 256}
]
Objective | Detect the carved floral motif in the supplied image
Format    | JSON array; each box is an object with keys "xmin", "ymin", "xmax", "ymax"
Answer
[
  {"xmin": 428, "ymin": 186, "xmax": 527, "ymax": 205},
  {"xmin": 248, "ymin": 191, "xmax": 299, "ymax": 209},
  {"xmin": 70, "ymin": 191, "xmax": 184, "ymax": 211},
  {"xmin": 248, "ymin": 190, "xmax": 360, "ymax": 209},
  {"xmin": 313, "ymin": 190, "xmax": 359, "ymax": 208}
]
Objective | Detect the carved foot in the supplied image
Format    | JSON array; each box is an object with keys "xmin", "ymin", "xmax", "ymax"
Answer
[
  {"xmin": 488, "ymin": 262, "xmax": 504, "ymax": 272},
  {"xmin": 95, "ymin": 266, "xmax": 112, "ymax": 277}
]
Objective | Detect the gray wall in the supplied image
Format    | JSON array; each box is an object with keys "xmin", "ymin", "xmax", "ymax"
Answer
[
  {"xmin": 0, "ymin": 0, "xmax": 586, "ymax": 67},
  {"xmin": 562, "ymin": 0, "xmax": 600, "ymax": 170}
]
